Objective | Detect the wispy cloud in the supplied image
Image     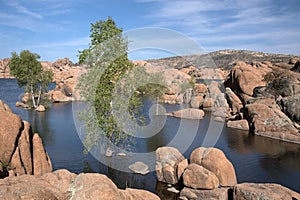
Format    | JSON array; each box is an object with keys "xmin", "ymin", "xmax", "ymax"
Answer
[
  {"xmin": 136, "ymin": 0, "xmax": 300, "ymax": 54},
  {"xmin": 7, "ymin": 0, "xmax": 43, "ymax": 19}
]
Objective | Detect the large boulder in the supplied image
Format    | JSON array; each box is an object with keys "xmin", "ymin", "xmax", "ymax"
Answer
[
  {"xmin": 245, "ymin": 102, "xmax": 300, "ymax": 143},
  {"xmin": 234, "ymin": 183, "xmax": 300, "ymax": 200},
  {"xmin": 225, "ymin": 61, "xmax": 271, "ymax": 103},
  {"xmin": 0, "ymin": 100, "xmax": 52, "ymax": 177},
  {"xmin": 172, "ymin": 108, "xmax": 205, "ymax": 119},
  {"xmin": 155, "ymin": 146, "xmax": 185, "ymax": 184},
  {"xmin": 182, "ymin": 163, "xmax": 219, "ymax": 190},
  {"xmin": 190, "ymin": 147, "xmax": 237, "ymax": 187},
  {"xmin": 0, "ymin": 109, "xmax": 22, "ymax": 164}
]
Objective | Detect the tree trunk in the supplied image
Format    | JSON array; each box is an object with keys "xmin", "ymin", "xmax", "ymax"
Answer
[
  {"xmin": 36, "ymin": 85, "xmax": 42, "ymax": 107},
  {"xmin": 31, "ymin": 85, "xmax": 37, "ymax": 108}
]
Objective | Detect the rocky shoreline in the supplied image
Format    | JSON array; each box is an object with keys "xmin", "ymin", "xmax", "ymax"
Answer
[
  {"xmin": 1, "ymin": 98, "xmax": 300, "ymax": 199},
  {"xmin": 1, "ymin": 51, "xmax": 300, "ymax": 144}
]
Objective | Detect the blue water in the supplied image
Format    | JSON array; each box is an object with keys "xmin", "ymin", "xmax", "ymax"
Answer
[{"xmin": 1, "ymin": 79, "xmax": 300, "ymax": 197}]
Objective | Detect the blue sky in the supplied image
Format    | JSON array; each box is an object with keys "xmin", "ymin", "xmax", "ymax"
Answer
[{"xmin": 0, "ymin": 0, "xmax": 299, "ymax": 62}]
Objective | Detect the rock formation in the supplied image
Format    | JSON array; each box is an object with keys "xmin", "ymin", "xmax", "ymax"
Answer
[
  {"xmin": 0, "ymin": 169, "xmax": 160, "ymax": 200},
  {"xmin": 155, "ymin": 146, "xmax": 300, "ymax": 200},
  {"xmin": 155, "ymin": 146, "xmax": 185, "ymax": 184},
  {"xmin": 0, "ymin": 99, "xmax": 52, "ymax": 177}
]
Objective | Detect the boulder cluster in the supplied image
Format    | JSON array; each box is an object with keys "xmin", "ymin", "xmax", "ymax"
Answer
[
  {"xmin": 224, "ymin": 60, "xmax": 300, "ymax": 144},
  {"xmin": 0, "ymin": 100, "xmax": 52, "ymax": 177},
  {"xmin": 155, "ymin": 146, "xmax": 300, "ymax": 200},
  {"xmin": 150, "ymin": 57, "xmax": 300, "ymax": 144},
  {"xmin": 0, "ymin": 169, "xmax": 160, "ymax": 200}
]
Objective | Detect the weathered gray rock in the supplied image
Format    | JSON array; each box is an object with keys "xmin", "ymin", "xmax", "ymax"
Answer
[
  {"xmin": 234, "ymin": 183, "xmax": 300, "ymax": 200},
  {"xmin": 245, "ymin": 102, "xmax": 300, "ymax": 144},
  {"xmin": 155, "ymin": 146, "xmax": 184, "ymax": 184},
  {"xmin": 282, "ymin": 94, "xmax": 300, "ymax": 123}
]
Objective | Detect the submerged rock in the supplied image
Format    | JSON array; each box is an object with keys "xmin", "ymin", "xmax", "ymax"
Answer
[{"xmin": 129, "ymin": 161, "xmax": 149, "ymax": 175}]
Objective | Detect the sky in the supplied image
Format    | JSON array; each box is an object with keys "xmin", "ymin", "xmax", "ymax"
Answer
[{"xmin": 0, "ymin": 0, "xmax": 300, "ymax": 62}]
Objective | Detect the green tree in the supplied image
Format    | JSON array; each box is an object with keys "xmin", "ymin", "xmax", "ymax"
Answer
[
  {"xmin": 77, "ymin": 17, "xmax": 166, "ymax": 153},
  {"xmin": 9, "ymin": 50, "xmax": 53, "ymax": 108},
  {"xmin": 77, "ymin": 17, "xmax": 139, "ymax": 152}
]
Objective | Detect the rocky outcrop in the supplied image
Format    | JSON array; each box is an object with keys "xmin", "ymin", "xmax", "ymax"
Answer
[
  {"xmin": 281, "ymin": 94, "xmax": 300, "ymax": 123},
  {"xmin": 154, "ymin": 146, "xmax": 300, "ymax": 200},
  {"xmin": 0, "ymin": 58, "xmax": 13, "ymax": 79},
  {"xmin": 245, "ymin": 102, "xmax": 300, "ymax": 143},
  {"xmin": 41, "ymin": 58, "xmax": 84, "ymax": 102},
  {"xmin": 155, "ymin": 146, "xmax": 185, "ymax": 184},
  {"xmin": 225, "ymin": 61, "xmax": 271, "ymax": 103},
  {"xmin": 234, "ymin": 183, "xmax": 300, "ymax": 200},
  {"xmin": 0, "ymin": 100, "xmax": 52, "ymax": 177},
  {"xmin": 0, "ymin": 169, "xmax": 160, "ymax": 200}
]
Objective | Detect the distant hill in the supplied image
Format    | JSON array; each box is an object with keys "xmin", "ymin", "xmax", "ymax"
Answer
[{"xmin": 146, "ymin": 50, "xmax": 300, "ymax": 70}]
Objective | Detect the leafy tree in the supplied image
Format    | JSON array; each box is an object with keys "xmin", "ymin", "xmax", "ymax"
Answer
[
  {"xmin": 9, "ymin": 50, "xmax": 53, "ymax": 108},
  {"xmin": 77, "ymin": 17, "xmax": 166, "ymax": 153}
]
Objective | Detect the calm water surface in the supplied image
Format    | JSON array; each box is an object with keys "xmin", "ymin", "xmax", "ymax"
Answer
[{"xmin": 1, "ymin": 79, "xmax": 300, "ymax": 198}]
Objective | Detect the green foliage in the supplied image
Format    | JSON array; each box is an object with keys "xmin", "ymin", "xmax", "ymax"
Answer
[
  {"xmin": 9, "ymin": 50, "xmax": 53, "ymax": 108},
  {"xmin": 77, "ymin": 17, "xmax": 144, "ymax": 152},
  {"xmin": 78, "ymin": 16, "xmax": 124, "ymax": 64}
]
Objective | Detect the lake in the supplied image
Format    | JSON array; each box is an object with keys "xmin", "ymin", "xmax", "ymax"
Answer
[{"xmin": 0, "ymin": 78, "xmax": 300, "ymax": 198}]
